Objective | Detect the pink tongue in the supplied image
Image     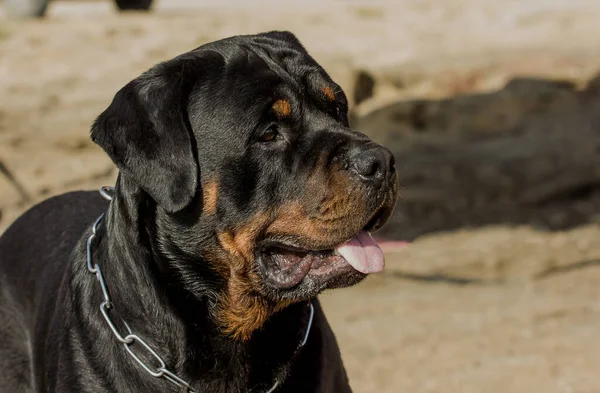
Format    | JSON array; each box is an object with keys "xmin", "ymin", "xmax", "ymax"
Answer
[{"xmin": 334, "ymin": 231, "xmax": 385, "ymax": 274}]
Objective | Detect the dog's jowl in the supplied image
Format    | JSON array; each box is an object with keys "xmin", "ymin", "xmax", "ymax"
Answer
[{"xmin": 0, "ymin": 31, "xmax": 398, "ymax": 393}]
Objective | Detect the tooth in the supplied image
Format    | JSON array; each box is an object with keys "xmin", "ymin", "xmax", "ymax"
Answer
[{"xmin": 333, "ymin": 249, "xmax": 340, "ymax": 256}]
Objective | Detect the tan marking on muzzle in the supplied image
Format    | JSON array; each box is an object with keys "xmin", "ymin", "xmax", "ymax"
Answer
[{"xmin": 267, "ymin": 167, "xmax": 369, "ymax": 246}]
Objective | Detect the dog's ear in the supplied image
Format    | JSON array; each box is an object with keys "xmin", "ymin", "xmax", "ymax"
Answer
[{"xmin": 91, "ymin": 64, "xmax": 198, "ymax": 213}]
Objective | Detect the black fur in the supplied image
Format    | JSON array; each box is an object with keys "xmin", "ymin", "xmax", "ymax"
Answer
[{"xmin": 0, "ymin": 31, "xmax": 397, "ymax": 393}]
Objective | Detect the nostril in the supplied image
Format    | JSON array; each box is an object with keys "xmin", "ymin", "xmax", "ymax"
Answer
[
  {"xmin": 351, "ymin": 150, "xmax": 386, "ymax": 181},
  {"xmin": 355, "ymin": 157, "xmax": 381, "ymax": 178}
]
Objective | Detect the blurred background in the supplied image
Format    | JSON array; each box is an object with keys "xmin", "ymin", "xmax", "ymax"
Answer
[{"xmin": 1, "ymin": 0, "xmax": 600, "ymax": 392}]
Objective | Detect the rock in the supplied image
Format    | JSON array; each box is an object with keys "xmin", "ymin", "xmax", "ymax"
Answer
[
  {"xmin": 355, "ymin": 76, "xmax": 600, "ymax": 241},
  {"xmin": 382, "ymin": 223, "xmax": 600, "ymax": 282},
  {"xmin": 355, "ymin": 76, "xmax": 580, "ymax": 142}
]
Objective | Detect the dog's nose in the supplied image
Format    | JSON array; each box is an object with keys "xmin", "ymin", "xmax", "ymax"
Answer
[{"xmin": 348, "ymin": 145, "xmax": 395, "ymax": 186}]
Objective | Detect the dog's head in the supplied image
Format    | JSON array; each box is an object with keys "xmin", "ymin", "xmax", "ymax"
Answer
[{"xmin": 92, "ymin": 31, "xmax": 398, "ymax": 340}]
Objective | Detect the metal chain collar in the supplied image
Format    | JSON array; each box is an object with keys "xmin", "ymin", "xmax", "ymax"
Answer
[{"xmin": 86, "ymin": 186, "xmax": 315, "ymax": 393}]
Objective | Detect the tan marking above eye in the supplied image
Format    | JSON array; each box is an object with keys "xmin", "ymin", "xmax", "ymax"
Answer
[
  {"xmin": 272, "ymin": 99, "xmax": 291, "ymax": 118},
  {"xmin": 321, "ymin": 86, "xmax": 336, "ymax": 102}
]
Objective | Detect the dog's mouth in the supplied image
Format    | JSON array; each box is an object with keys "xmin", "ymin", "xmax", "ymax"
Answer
[{"xmin": 258, "ymin": 230, "xmax": 384, "ymax": 290}]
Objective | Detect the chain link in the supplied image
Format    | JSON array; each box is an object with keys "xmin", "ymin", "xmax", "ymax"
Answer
[
  {"xmin": 86, "ymin": 186, "xmax": 314, "ymax": 393},
  {"xmin": 99, "ymin": 301, "xmax": 132, "ymax": 344},
  {"xmin": 122, "ymin": 334, "xmax": 168, "ymax": 378}
]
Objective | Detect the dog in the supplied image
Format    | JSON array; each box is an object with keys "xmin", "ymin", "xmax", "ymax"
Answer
[{"xmin": 0, "ymin": 31, "xmax": 398, "ymax": 393}]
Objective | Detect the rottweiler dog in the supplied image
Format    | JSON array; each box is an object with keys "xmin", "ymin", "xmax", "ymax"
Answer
[{"xmin": 0, "ymin": 31, "xmax": 397, "ymax": 393}]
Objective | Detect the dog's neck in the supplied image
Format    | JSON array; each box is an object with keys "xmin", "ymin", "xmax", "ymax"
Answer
[{"xmin": 73, "ymin": 178, "xmax": 313, "ymax": 392}]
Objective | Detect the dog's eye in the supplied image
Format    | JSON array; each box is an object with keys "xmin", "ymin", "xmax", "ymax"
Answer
[{"xmin": 258, "ymin": 125, "xmax": 280, "ymax": 143}]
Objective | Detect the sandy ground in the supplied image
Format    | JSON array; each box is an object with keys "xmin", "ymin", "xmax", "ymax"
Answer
[{"xmin": 1, "ymin": 1, "xmax": 600, "ymax": 392}]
